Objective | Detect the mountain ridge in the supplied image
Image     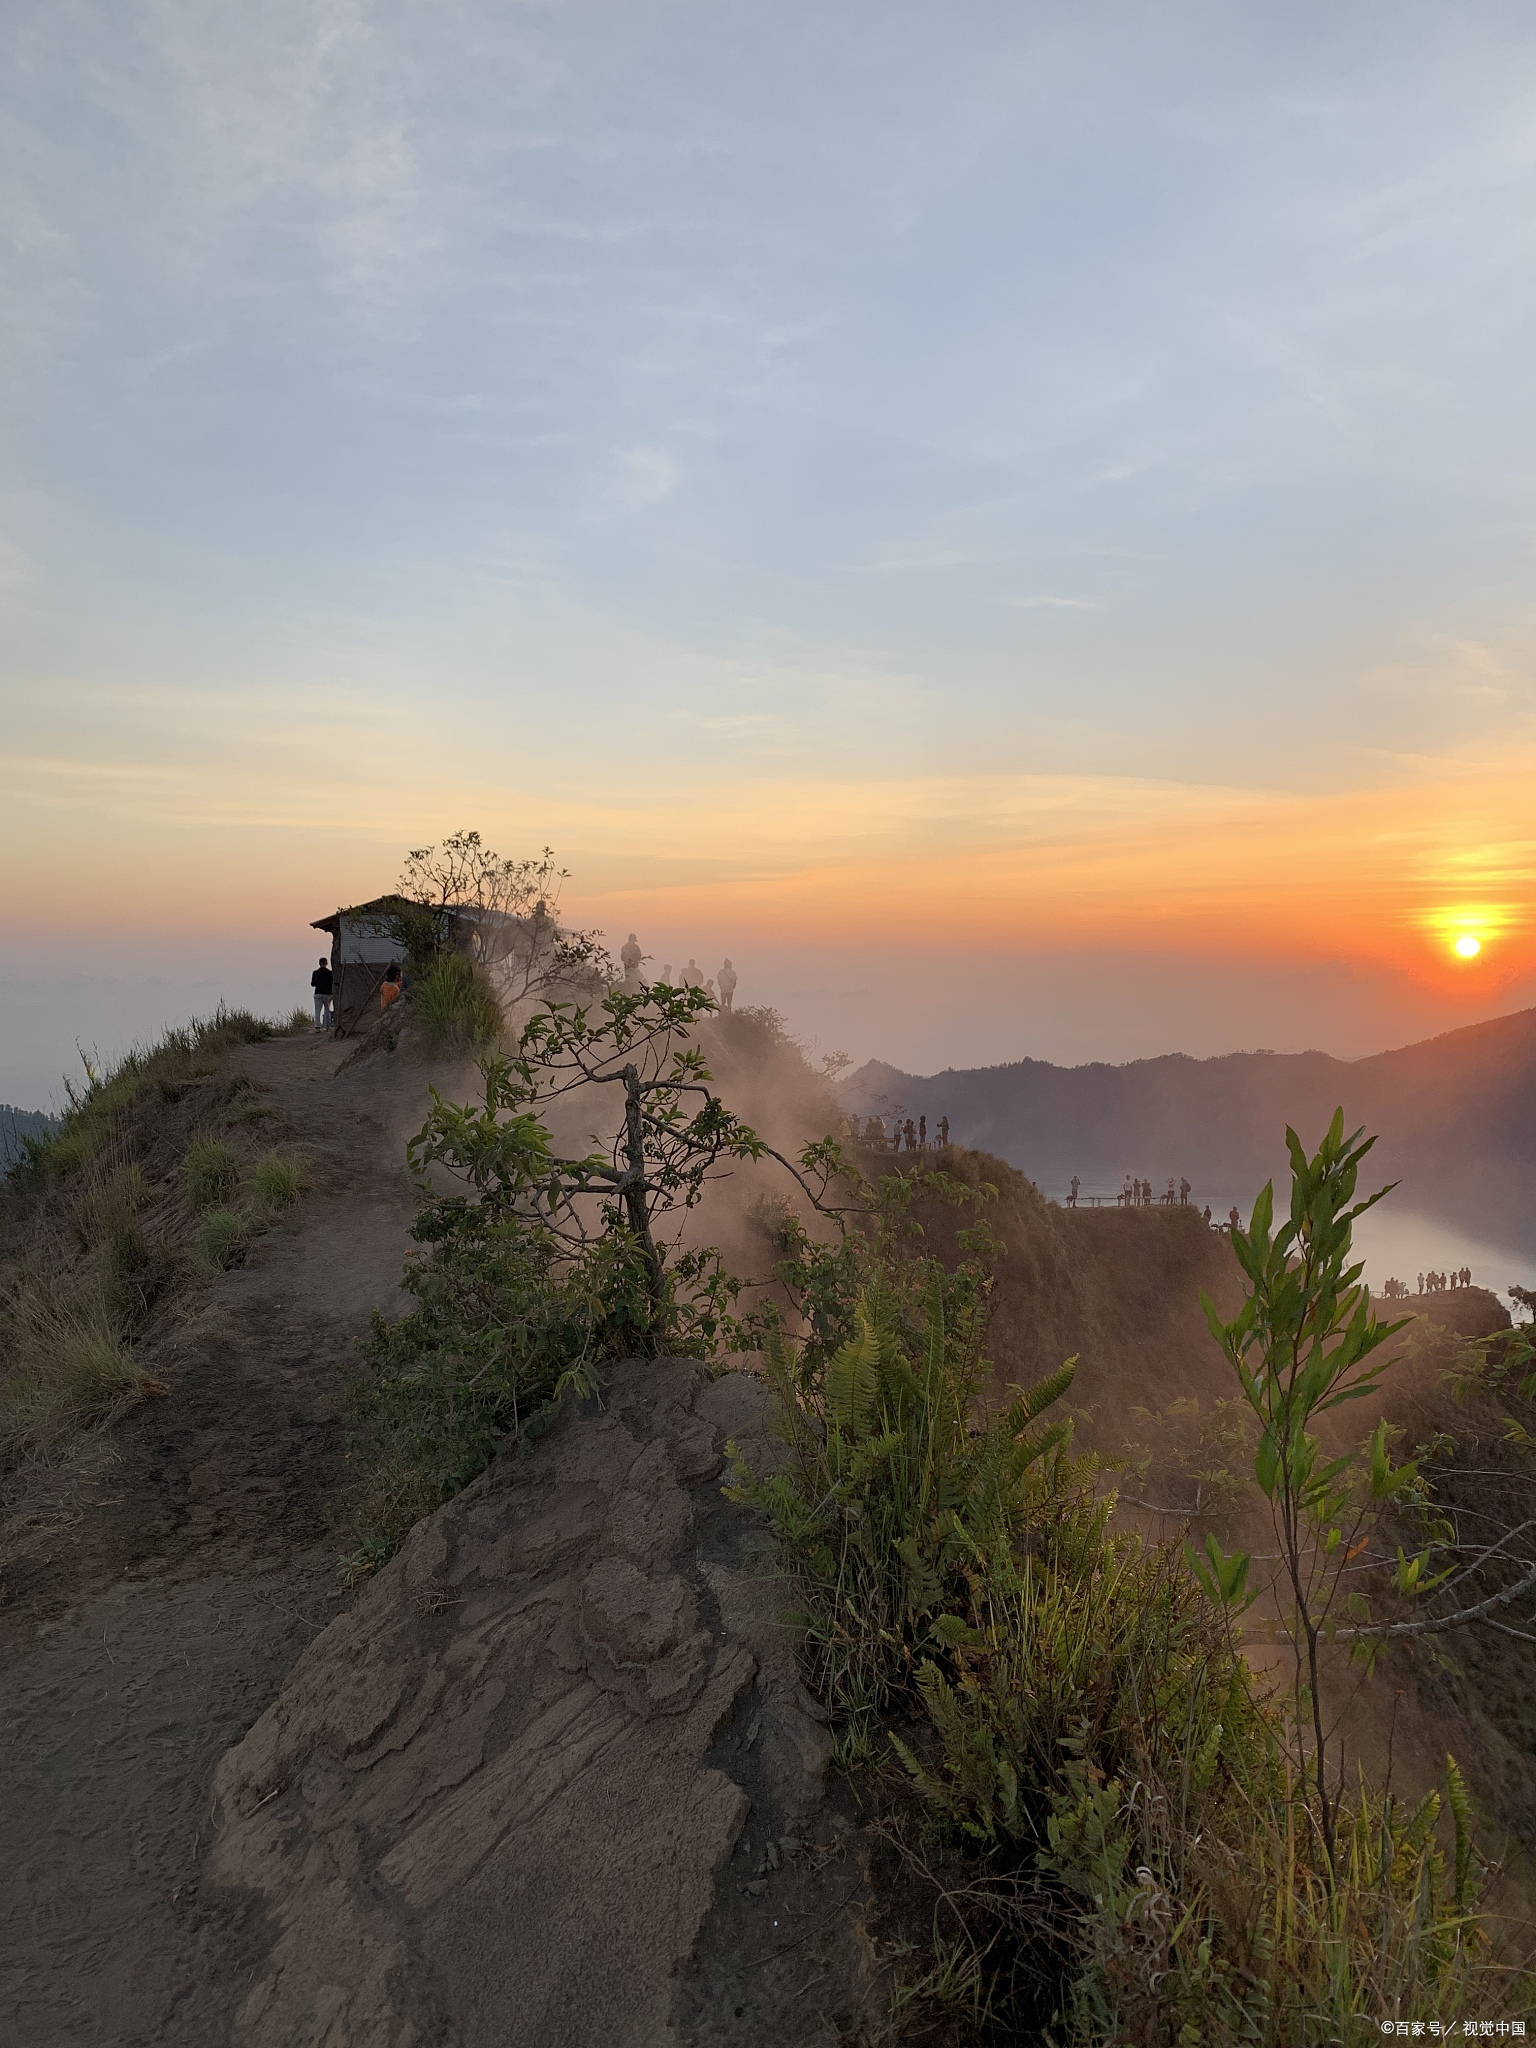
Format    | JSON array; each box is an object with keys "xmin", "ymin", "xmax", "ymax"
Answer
[{"xmin": 840, "ymin": 1004, "xmax": 1536, "ymax": 1256}]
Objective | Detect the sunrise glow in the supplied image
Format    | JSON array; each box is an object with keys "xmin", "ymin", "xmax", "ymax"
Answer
[{"xmin": 1455, "ymin": 935, "xmax": 1482, "ymax": 959}]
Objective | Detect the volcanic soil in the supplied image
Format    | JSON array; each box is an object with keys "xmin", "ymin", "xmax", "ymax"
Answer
[{"xmin": 0, "ymin": 1032, "xmax": 429, "ymax": 2045}]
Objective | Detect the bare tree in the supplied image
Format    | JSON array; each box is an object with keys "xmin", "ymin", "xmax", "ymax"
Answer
[{"xmin": 392, "ymin": 830, "xmax": 608, "ymax": 1013}]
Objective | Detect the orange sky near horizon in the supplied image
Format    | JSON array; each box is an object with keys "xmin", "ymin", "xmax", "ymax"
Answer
[{"xmin": 5, "ymin": 707, "xmax": 1534, "ymax": 1006}]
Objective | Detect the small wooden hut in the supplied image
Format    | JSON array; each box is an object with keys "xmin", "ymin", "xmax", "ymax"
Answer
[{"xmin": 310, "ymin": 896, "xmax": 470, "ymax": 1035}]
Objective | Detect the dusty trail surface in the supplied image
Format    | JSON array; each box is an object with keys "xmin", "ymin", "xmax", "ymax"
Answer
[{"xmin": 0, "ymin": 1034, "xmax": 435, "ymax": 2047}]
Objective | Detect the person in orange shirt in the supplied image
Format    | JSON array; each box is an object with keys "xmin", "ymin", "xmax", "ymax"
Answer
[{"xmin": 380, "ymin": 962, "xmax": 403, "ymax": 1012}]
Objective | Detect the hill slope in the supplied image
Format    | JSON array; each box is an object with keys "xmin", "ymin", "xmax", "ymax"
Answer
[{"xmin": 842, "ymin": 1005, "xmax": 1536, "ymax": 1257}]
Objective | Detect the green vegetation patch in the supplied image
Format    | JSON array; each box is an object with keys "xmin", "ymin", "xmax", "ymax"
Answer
[
  {"xmin": 181, "ymin": 1135, "xmax": 242, "ymax": 1212},
  {"xmin": 1, "ymin": 1006, "xmax": 305, "ymax": 1469},
  {"xmin": 411, "ymin": 953, "xmax": 504, "ymax": 1055},
  {"xmin": 728, "ymin": 1138, "xmax": 1530, "ymax": 2039}
]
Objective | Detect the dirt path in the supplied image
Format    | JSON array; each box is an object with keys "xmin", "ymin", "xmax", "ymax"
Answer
[{"xmin": 0, "ymin": 1033, "xmax": 442, "ymax": 2047}]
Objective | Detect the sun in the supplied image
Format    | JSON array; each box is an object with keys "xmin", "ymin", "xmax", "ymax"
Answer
[{"xmin": 1454, "ymin": 934, "xmax": 1481, "ymax": 959}]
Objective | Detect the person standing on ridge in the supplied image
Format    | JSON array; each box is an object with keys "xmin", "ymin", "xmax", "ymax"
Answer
[
  {"xmin": 1069, "ymin": 1174, "xmax": 1080, "ymax": 1208},
  {"xmin": 938, "ymin": 1116, "xmax": 949, "ymax": 1147},
  {"xmin": 717, "ymin": 959, "xmax": 737, "ymax": 1011},
  {"xmin": 919, "ymin": 1115, "xmax": 927, "ymax": 1148},
  {"xmin": 311, "ymin": 956, "xmax": 334, "ymax": 1031}
]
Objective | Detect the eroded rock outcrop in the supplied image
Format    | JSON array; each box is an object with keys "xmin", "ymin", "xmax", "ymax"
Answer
[{"xmin": 206, "ymin": 1361, "xmax": 872, "ymax": 2047}]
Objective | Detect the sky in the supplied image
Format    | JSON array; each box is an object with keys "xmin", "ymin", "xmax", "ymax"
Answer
[{"xmin": 4, "ymin": 0, "xmax": 1536, "ymax": 1107}]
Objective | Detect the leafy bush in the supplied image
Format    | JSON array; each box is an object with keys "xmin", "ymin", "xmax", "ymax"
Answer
[
  {"xmin": 411, "ymin": 954, "xmax": 503, "ymax": 1054},
  {"xmin": 182, "ymin": 1136, "xmax": 241, "ymax": 1212},
  {"xmin": 343, "ymin": 983, "xmax": 814, "ymax": 1571},
  {"xmin": 343, "ymin": 1207, "xmax": 638, "ymax": 1574}
]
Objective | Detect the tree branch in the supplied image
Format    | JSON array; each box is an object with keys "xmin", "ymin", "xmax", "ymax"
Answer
[{"xmin": 1332, "ymin": 1557, "xmax": 1536, "ymax": 1641}]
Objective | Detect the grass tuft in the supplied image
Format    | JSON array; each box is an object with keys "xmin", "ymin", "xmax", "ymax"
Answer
[
  {"xmin": 181, "ymin": 1136, "xmax": 241, "ymax": 1212},
  {"xmin": 0, "ymin": 1283, "xmax": 167, "ymax": 1453},
  {"xmin": 249, "ymin": 1147, "xmax": 311, "ymax": 1212},
  {"xmin": 194, "ymin": 1206, "xmax": 249, "ymax": 1272},
  {"xmin": 412, "ymin": 953, "xmax": 503, "ymax": 1055}
]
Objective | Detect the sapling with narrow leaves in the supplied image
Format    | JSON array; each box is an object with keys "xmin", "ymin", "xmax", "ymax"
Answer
[{"xmin": 1197, "ymin": 1110, "xmax": 1441, "ymax": 1875}]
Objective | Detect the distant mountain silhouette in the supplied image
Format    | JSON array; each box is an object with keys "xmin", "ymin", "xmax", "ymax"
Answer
[
  {"xmin": 840, "ymin": 1007, "xmax": 1536, "ymax": 1256},
  {"xmin": 1, "ymin": 1105, "xmax": 57, "ymax": 1172}
]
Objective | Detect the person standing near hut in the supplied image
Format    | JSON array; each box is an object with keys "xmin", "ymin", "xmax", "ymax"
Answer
[
  {"xmin": 380, "ymin": 962, "xmax": 404, "ymax": 1012},
  {"xmin": 311, "ymin": 956, "xmax": 334, "ymax": 1031}
]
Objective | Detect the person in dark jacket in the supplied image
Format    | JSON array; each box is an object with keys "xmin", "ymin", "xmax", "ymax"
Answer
[{"xmin": 311, "ymin": 957, "xmax": 334, "ymax": 1030}]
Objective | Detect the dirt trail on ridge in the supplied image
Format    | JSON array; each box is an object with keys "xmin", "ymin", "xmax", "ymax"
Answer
[{"xmin": 0, "ymin": 1033, "xmax": 444, "ymax": 2047}]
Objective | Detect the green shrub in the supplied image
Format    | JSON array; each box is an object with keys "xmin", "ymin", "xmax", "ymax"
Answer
[
  {"xmin": 411, "ymin": 953, "xmax": 502, "ymax": 1054},
  {"xmin": 194, "ymin": 1206, "xmax": 248, "ymax": 1271},
  {"xmin": 181, "ymin": 1136, "xmax": 241, "ymax": 1212},
  {"xmin": 249, "ymin": 1147, "xmax": 311, "ymax": 1211},
  {"xmin": 732, "ymin": 1167, "xmax": 1527, "ymax": 2038},
  {"xmin": 343, "ymin": 1206, "xmax": 649, "ymax": 1569}
]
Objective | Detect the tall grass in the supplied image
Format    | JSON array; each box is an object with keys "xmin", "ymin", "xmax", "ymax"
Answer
[
  {"xmin": 33, "ymin": 1006, "xmax": 274, "ymax": 1180},
  {"xmin": 2, "ymin": 1008, "xmax": 303, "ymax": 1467},
  {"xmin": 181, "ymin": 1135, "xmax": 241, "ymax": 1212},
  {"xmin": 0, "ymin": 1281, "xmax": 167, "ymax": 1453},
  {"xmin": 411, "ymin": 954, "xmax": 502, "ymax": 1055}
]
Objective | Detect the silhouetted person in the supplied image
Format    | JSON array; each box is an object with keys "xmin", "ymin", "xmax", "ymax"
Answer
[
  {"xmin": 1179, "ymin": 1177, "xmax": 1191, "ymax": 1206},
  {"xmin": 620, "ymin": 933, "xmax": 643, "ymax": 985},
  {"xmin": 683, "ymin": 959, "xmax": 703, "ymax": 988},
  {"xmin": 1202, "ymin": 1204, "xmax": 1211, "ymax": 1225},
  {"xmin": 718, "ymin": 959, "xmax": 737, "ymax": 1011},
  {"xmin": 1229, "ymin": 1206, "xmax": 1240, "ymax": 1231},
  {"xmin": 1069, "ymin": 1174, "xmax": 1080, "ymax": 1208},
  {"xmin": 1122, "ymin": 1177, "xmax": 1133, "ymax": 1207},
  {"xmin": 1417, "ymin": 1272, "xmax": 1424, "ymax": 1295},
  {"xmin": 919, "ymin": 1115, "xmax": 927, "ymax": 1148},
  {"xmin": 938, "ymin": 1116, "xmax": 949, "ymax": 1146},
  {"xmin": 904, "ymin": 1118, "xmax": 917, "ymax": 1151},
  {"xmin": 311, "ymin": 956, "xmax": 334, "ymax": 1030}
]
